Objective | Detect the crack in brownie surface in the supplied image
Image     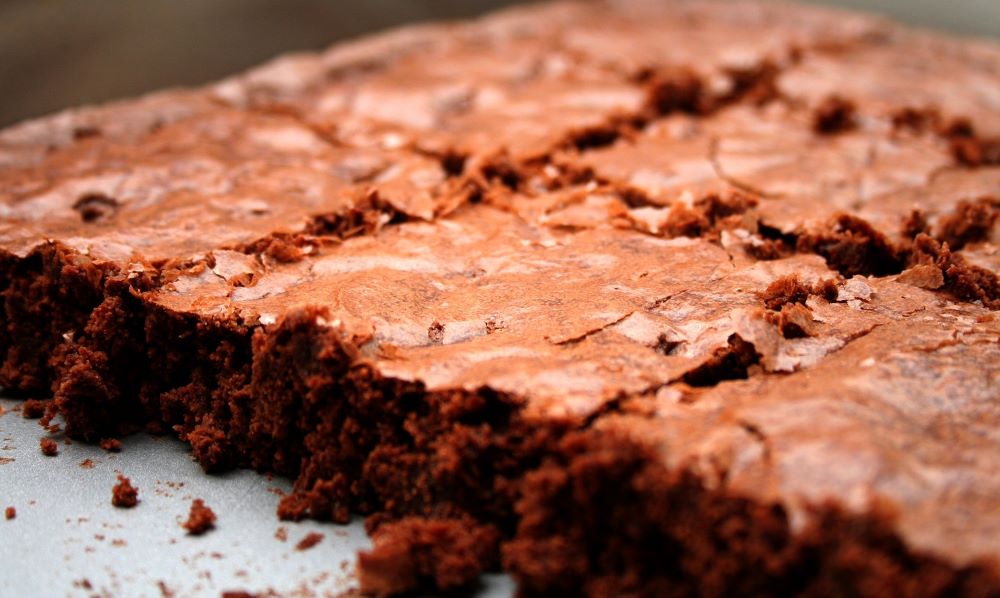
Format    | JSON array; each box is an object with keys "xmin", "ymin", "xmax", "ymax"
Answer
[{"xmin": 2, "ymin": 0, "xmax": 1000, "ymax": 595}]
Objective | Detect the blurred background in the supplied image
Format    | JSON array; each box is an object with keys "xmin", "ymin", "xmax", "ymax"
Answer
[{"xmin": 0, "ymin": 0, "xmax": 997, "ymax": 128}]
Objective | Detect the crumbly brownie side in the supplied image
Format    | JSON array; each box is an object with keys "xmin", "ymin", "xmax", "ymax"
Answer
[
  {"xmin": 504, "ymin": 427, "xmax": 1000, "ymax": 597},
  {"xmin": 0, "ymin": 243, "xmax": 111, "ymax": 392}
]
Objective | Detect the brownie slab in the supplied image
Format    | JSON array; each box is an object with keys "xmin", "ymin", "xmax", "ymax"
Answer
[{"xmin": 2, "ymin": 1, "xmax": 1000, "ymax": 596}]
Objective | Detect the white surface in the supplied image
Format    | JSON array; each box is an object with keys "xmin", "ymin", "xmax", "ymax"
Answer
[{"xmin": 0, "ymin": 397, "xmax": 515, "ymax": 597}]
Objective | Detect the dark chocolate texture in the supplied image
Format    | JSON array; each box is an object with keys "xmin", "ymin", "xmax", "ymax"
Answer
[{"xmin": 2, "ymin": 1, "xmax": 1000, "ymax": 596}]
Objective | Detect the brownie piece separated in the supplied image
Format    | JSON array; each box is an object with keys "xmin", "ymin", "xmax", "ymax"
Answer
[{"xmin": 2, "ymin": 1, "xmax": 1000, "ymax": 596}]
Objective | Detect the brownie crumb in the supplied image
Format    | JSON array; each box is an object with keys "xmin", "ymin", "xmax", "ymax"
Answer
[
  {"xmin": 644, "ymin": 67, "xmax": 706, "ymax": 115},
  {"xmin": 951, "ymin": 135, "xmax": 1000, "ymax": 167},
  {"xmin": 813, "ymin": 96, "xmax": 857, "ymax": 134},
  {"xmin": 427, "ymin": 321, "xmax": 445, "ymax": 344},
  {"xmin": 39, "ymin": 438, "xmax": 58, "ymax": 456},
  {"xmin": 112, "ymin": 474, "xmax": 139, "ymax": 508},
  {"xmin": 911, "ymin": 235, "xmax": 1000, "ymax": 309},
  {"xmin": 942, "ymin": 117, "xmax": 976, "ymax": 140},
  {"xmin": 181, "ymin": 499, "xmax": 217, "ymax": 535},
  {"xmin": 72, "ymin": 192, "xmax": 119, "ymax": 223},
  {"xmin": 566, "ymin": 123, "xmax": 625, "ymax": 152},
  {"xmin": 72, "ymin": 125, "xmax": 102, "ymax": 140},
  {"xmin": 262, "ymin": 237, "xmax": 306, "ymax": 264},
  {"xmin": 682, "ymin": 334, "xmax": 760, "ymax": 387},
  {"xmin": 21, "ymin": 399, "xmax": 46, "ymax": 419},
  {"xmin": 156, "ymin": 580, "xmax": 174, "ymax": 598},
  {"xmin": 80, "ymin": 458, "xmax": 96, "ymax": 469},
  {"xmin": 5, "ymin": 506, "xmax": 15, "ymax": 520},
  {"xmin": 745, "ymin": 237, "xmax": 792, "ymax": 260},
  {"xmin": 274, "ymin": 527, "xmax": 288, "ymax": 542},
  {"xmin": 659, "ymin": 191, "xmax": 758, "ymax": 239},
  {"xmin": 890, "ymin": 106, "xmax": 941, "ymax": 133},
  {"xmin": 760, "ymin": 275, "xmax": 838, "ymax": 311},
  {"xmin": 797, "ymin": 214, "xmax": 904, "ymax": 277},
  {"xmin": 901, "ymin": 209, "xmax": 931, "ymax": 239},
  {"xmin": 185, "ymin": 424, "xmax": 235, "ymax": 472},
  {"xmin": 100, "ymin": 438, "xmax": 123, "ymax": 452},
  {"xmin": 936, "ymin": 197, "xmax": 1000, "ymax": 251},
  {"xmin": 774, "ymin": 303, "xmax": 817, "ymax": 338},
  {"xmin": 295, "ymin": 532, "xmax": 324, "ymax": 551},
  {"xmin": 724, "ymin": 60, "xmax": 781, "ymax": 106},
  {"xmin": 358, "ymin": 516, "xmax": 500, "ymax": 596}
]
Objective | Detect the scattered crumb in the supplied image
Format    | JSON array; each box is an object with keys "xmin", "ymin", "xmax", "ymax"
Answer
[
  {"xmin": 73, "ymin": 579, "xmax": 93, "ymax": 590},
  {"xmin": 80, "ymin": 458, "xmax": 96, "ymax": 469},
  {"xmin": 46, "ymin": 422, "xmax": 61, "ymax": 434},
  {"xmin": 274, "ymin": 527, "xmax": 288, "ymax": 542},
  {"xmin": 5, "ymin": 506, "xmax": 15, "ymax": 520},
  {"xmin": 0, "ymin": 404, "xmax": 5, "ymax": 417},
  {"xmin": 157, "ymin": 580, "xmax": 174, "ymax": 598},
  {"xmin": 21, "ymin": 399, "xmax": 46, "ymax": 419},
  {"xmin": 296, "ymin": 532, "xmax": 324, "ymax": 551},
  {"xmin": 112, "ymin": 474, "xmax": 139, "ymax": 508},
  {"xmin": 111, "ymin": 538, "xmax": 127, "ymax": 547},
  {"xmin": 812, "ymin": 95, "xmax": 857, "ymax": 134},
  {"xmin": 100, "ymin": 438, "xmax": 123, "ymax": 452},
  {"xmin": 0, "ymin": 457, "xmax": 14, "ymax": 465},
  {"xmin": 182, "ymin": 499, "xmax": 217, "ymax": 536},
  {"xmin": 39, "ymin": 438, "xmax": 59, "ymax": 456},
  {"xmin": 428, "ymin": 320, "xmax": 445, "ymax": 343}
]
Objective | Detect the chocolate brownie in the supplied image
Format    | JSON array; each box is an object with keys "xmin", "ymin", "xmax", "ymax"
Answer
[
  {"xmin": 111, "ymin": 474, "xmax": 138, "ymax": 508},
  {"xmin": 181, "ymin": 499, "xmax": 217, "ymax": 535},
  {"xmin": 39, "ymin": 437, "xmax": 58, "ymax": 457},
  {"xmin": 2, "ymin": 1, "xmax": 999, "ymax": 595}
]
